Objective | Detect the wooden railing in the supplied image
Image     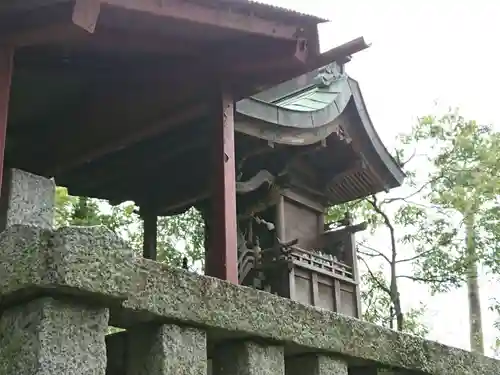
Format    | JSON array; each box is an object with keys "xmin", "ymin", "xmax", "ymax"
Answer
[{"xmin": 289, "ymin": 245, "xmax": 354, "ymax": 281}]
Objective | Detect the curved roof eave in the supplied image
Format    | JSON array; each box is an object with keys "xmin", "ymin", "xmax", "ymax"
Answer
[
  {"xmin": 235, "ymin": 71, "xmax": 352, "ymax": 145},
  {"xmin": 234, "ymin": 64, "xmax": 405, "ymax": 190},
  {"xmin": 347, "ymin": 77, "xmax": 406, "ymax": 188}
]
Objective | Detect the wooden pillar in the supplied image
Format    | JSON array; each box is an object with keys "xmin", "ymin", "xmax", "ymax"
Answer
[
  {"xmin": 275, "ymin": 195, "xmax": 285, "ymax": 241},
  {"xmin": 207, "ymin": 89, "xmax": 238, "ymax": 283},
  {"xmin": 346, "ymin": 233, "xmax": 362, "ymax": 317},
  {"xmin": 142, "ymin": 209, "xmax": 157, "ymax": 260},
  {"xmin": 0, "ymin": 48, "xmax": 13, "ymax": 196}
]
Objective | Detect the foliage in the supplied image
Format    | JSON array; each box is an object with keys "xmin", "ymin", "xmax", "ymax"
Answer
[
  {"xmin": 400, "ymin": 111, "xmax": 500, "ymax": 290},
  {"xmin": 328, "ymin": 109, "xmax": 500, "ymax": 345},
  {"xmin": 400, "ymin": 110, "xmax": 500, "ymax": 353},
  {"xmin": 327, "ymin": 193, "xmax": 428, "ymax": 334},
  {"xmin": 156, "ymin": 208, "xmax": 205, "ymax": 269},
  {"xmin": 335, "ymin": 109, "xmax": 500, "ymax": 352},
  {"xmin": 54, "ymin": 187, "xmax": 205, "ymax": 268},
  {"xmin": 360, "ymin": 268, "xmax": 428, "ymax": 337},
  {"xmin": 491, "ymin": 299, "xmax": 500, "ymax": 358}
]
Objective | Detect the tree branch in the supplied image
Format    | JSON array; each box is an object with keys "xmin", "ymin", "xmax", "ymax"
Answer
[
  {"xmin": 396, "ymin": 274, "xmax": 461, "ymax": 284},
  {"xmin": 358, "ymin": 243, "xmax": 392, "ymax": 264},
  {"xmin": 358, "ymin": 255, "xmax": 391, "ymax": 295},
  {"xmin": 399, "ymin": 148, "xmax": 417, "ymax": 168},
  {"xmin": 396, "ymin": 248, "xmax": 436, "ymax": 264},
  {"xmin": 383, "ymin": 173, "xmax": 445, "ymax": 205},
  {"xmin": 365, "ymin": 195, "xmax": 398, "ymax": 263}
]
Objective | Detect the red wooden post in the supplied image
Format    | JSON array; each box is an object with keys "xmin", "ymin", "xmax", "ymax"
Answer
[
  {"xmin": 207, "ymin": 89, "xmax": 238, "ymax": 283},
  {"xmin": 0, "ymin": 48, "xmax": 13, "ymax": 196}
]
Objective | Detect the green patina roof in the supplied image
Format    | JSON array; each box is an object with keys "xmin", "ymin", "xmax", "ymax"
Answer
[
  {"xmin": 234, "ymin": 62, "xmax": 406, "ymax": 199},
  {"xmin": 272, "ymin": 86, "xmax": 339, "ymax": 112}
]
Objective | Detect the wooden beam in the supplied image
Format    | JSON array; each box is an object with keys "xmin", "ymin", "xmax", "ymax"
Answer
[
  {"xmin": 0, "ymin": 48, "xmax": 13, "ymax": 196},
  {"xmin": 275, "ymin": 195, "xmax": 286, "ymax": 241},
  {"xmin": 78, "ymin": 27, "xmax": 204, "ymax": 55},
  {"xmin": 206, "ymin": 88, "xmax": 238, "ymax": 283},
  {"xmin": 315, "ymin": 37, "xmax": 370, "ymax": 67},
  {"xmin": 2, "ymin": 24, "xmax": 206, "ymax": 55},
  {"xmin": 101, "ymin": 0, "xmax": 303, "ymax": 40},
  {"xmin": 0, "ymin": 23, "xmax": 86, "ymax": 46},
  {"xmin": 228, "ymin": 38, "xmax": 309, "ymax": 75},
  {"xmin": 233, "ymin": 36, "xmax": 370, "ymax": 95}
]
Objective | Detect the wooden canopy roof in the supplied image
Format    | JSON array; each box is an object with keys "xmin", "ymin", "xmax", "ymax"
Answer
[{"xmin": 0, "ymin": 0, "xmax": 372, "ymax": 213}]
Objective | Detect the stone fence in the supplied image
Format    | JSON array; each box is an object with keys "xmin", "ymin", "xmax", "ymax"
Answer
[
  {"xmin": 0, "ymin": 169, "xmax": 499, "ymax": 374},
  {"xmin": 0, "ymin": 224, "xmax": 498, "ymax": 374}
]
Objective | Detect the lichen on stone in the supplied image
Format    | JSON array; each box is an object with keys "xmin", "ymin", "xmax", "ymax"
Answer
[
  {"xmin": 0, "ymin": 297, "xmax": 108, "ymax": 374},
  {"xmin": 0, "ymin": 224, "xmax": 499, "ymax": 375}
]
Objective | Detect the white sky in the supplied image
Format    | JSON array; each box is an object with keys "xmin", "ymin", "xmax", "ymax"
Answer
[{"xmin": 264, "ymin": 0, "xmax": 500, "ymax": 355}]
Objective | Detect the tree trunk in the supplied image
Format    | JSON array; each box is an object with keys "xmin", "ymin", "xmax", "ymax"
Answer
[
  {"xmin": 466, "ymin": 214, "xmax": 484, "ymax": 354},
  {"xmin": 368, "ymin": 196, "xmax": 405, "ymax": 332},
  {"xmin": 389, "ymin": 215, "xmax": 404, "ymax": 332},
  {"xmin": 390, "ymin": 270, "xmax": 404, "ymax": 331},
  {"xmin": 393, "ymin": 289, "xmax": 404, "ymax": 331}
]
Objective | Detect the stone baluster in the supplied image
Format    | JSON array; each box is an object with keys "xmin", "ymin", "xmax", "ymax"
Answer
[
  {"xmin": 0, "ymin": 297, "xmax": 109, "ymax": 374},
  {"xmin": 0, "ymin": 169, "xmax": 109, "ymax": 374},
  {"xmin": 212, "ymin": 340, "xmax": 285, "ymax": 375},
  {"xmin": 125, "ymin": 323, "xmax": 207, "ymax": 375},
  {"xmin": 0, "ymin": 168, "xmax": 55, "ymax": 231}
]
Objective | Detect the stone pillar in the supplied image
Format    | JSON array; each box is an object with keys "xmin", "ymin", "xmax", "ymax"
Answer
[
  {"xmin": 126, "ymin": 323, "xmax": 207, "ymax": 375},
  {"xmin": 286, "ymin": 355, "xmax": 348, "ymax": 375},
  {"xmin": 0, "ymin": 297, "xmax": 109, "ymax": 374},
  {"xmin": 0, "ymin": 168, "xmax": 55, "ymax": 231},
  {"xmin": 106, "ymin": 331, "xmax": 128, "ymax": 375},
  {"xmin": 212, "ymin": 340, "xmax": 284, "ymax": 375}
]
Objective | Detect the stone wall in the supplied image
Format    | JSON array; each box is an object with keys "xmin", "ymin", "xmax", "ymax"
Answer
[{"xmin": 0, "ymin": 169, "xmax": 499, "ymax": 374}]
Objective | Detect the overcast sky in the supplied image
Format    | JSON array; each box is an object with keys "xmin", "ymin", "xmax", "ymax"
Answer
[{"xmin": 264, "ymin": 0, "xmax": 500, "ymax": 355}]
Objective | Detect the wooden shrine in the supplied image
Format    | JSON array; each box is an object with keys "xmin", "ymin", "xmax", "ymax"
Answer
[
  {"xmin": 0, "ymin": 1, "xmax": 404, "ymax": 317},
  {"xmin": 223, "ymin": 62, "xmax": 404, "ymax": 317}
]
